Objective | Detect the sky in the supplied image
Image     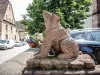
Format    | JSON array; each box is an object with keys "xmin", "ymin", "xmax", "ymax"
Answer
[{"xmin": 9, "ymin": 0, "xmax": 33, "ymax": 21}]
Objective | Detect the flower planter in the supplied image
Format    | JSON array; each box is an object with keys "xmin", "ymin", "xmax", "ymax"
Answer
[{"xmin": 28, "ymin": 42, "xmax": 37, "ymax": 48}]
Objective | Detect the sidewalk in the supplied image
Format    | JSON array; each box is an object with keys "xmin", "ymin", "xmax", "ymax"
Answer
[
  {"xmin": 0, "ymin": 44, "xmax": 30, "ymax": 65},
  {"xmin": 0, "ymin": 48, "xmax": 39, "ymax": 75}
]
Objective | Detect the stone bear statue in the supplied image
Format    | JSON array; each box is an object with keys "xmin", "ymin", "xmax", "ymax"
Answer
[{"xmin": 34, "ymin": 10, "xmax": 79, "ymax": 59}]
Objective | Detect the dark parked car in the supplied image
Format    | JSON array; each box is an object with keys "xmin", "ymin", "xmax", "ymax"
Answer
[{"xmin": 70, "ymin": 28, "xmax": 100, "ymax": 64}]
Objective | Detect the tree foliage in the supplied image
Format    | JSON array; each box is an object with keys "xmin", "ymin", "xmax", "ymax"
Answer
[{"xmin": 21, "ymin": 0, "xmax": 92, "ymax": 34}]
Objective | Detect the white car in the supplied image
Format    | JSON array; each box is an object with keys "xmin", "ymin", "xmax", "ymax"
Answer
[
  {"xmin": 0, "ymin": 40, "xmax": 15, "ymax": 50},
  {"xmin": 14, "ymin": 41, "xmax": 22, "ymax": 47}
]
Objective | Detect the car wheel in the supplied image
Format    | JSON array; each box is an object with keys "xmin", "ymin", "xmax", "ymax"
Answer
[{"xmin": 97, "ymin": 51, "xmax": 100, "ymax": 64}]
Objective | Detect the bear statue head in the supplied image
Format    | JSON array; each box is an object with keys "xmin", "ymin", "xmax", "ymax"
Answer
[{"xmin": 43, "ymin": 10, "xmax": 61, "ymax": 33}]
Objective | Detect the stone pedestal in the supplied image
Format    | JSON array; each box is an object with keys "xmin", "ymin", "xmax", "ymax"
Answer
[
  {"xmin": 22, "ymin": 65, "xmax": 100, "ymax": 75},
  {"xmin": 26, "ymin": 54, "xmax": 95, "ymax": 70}
]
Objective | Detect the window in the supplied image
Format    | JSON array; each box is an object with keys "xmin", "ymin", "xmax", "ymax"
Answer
[
  {"xmin": 11, "ymin": 26, "xmax": 12, "ymax": 31},
  {"xmin": 90, "ymin": 31, "xmax": 100, "ymax": 42},
  {"xmin": 16, "ymin": 29, "xmax": 17, "ymax": 32},
  {"xmin": 15, "ymin": 35, "xmax": 16, "ymax": 40},
  {"xmin": 86, "ymin": 33, "xmax": 94, "ymax": 41},
  {"xmin": 74, "ymin": 33, "xmax": 84, "ymax": 40},
  {"xmin": 20, "ymin": 38, "xmax": 21, "ymax": 41},
  {"xmin": 7, "ymin": 41, "xmax": 9, "ymax": 44},
  {"xmin": 6, "ymin": 34, "xmax": 8, "ymax": 39},
  {"xmin": 6, "ymin": 25, "xmax": 7, "ymax": 30}
]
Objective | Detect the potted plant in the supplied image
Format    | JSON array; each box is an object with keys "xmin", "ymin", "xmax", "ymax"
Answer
[{"xmin": 28, "ymin": 37, "xmax": 38, "ymax": 48}]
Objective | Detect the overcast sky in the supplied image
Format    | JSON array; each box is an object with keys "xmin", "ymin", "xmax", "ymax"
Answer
[{"xmin": 9, "ymin": 0, "xmax": 33, "ymax": 21}]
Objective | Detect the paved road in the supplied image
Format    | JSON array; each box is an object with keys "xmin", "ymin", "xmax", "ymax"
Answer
[{"xmin": 0, "ymin": 44, "xmax": 30, "ymax": 65}]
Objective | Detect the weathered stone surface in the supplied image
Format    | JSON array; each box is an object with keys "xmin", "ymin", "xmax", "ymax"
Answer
[
  {"xmin": 77, "ymin": 54, "xmax": 92, "ymax": 59},
  {"xmin": 78, "ymin": 51, "xmax": 83, "ymax": 55},
  {"xmin": 52, "ymin": 59, "xmax": 69, "ymax": 69},
  {"xmin": 26, "ymin": 10, "xmax": 96, "ymax": 71},
  {"xmin": 40, "ymin": 59, "xmax": 53, "ymax": 70},
  {"xmin": 82, "ymin": 59, "xmax": 95, "ymax": 69},
  {"xmin": 68, "ymin": 54, "xmax": 95, "ymax": 70},
  {"xmin": 26, "ymin": 54, "xmax": 95, "ymax": 70},
  {"xmin": 34, "ymin": 10, "xmax": 79, "ymax": 59},
  {"xmin": 69, "ymin": 59, "xmax": 84, "ymax": 70},
  {"xmin": 26, "ymin": 58, "xmax": 41, "ymax": 69},
  {"xmin": 33, "ymin": 59, "xmax": 41, "ymax": 69},
  {"xmin": 26, "ymin": 58, "xmax": 35, "ymax": 69},
  {"xmin": 23, "ymin": 65, "xmax": 100, "ymax": 75},
  {"xmin": 77, "ymin": 54, "xmax": 95, "ymax": 69}
]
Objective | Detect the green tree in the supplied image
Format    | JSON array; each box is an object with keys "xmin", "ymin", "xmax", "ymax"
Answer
[{"xmin": 21, "ymin": 0, "xmax": 92, "ymax": 34}]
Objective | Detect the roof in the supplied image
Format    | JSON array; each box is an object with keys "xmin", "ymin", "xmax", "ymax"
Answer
[
  {"xmin": 0, "ymin": 0, "xmax": 10, "ymax": 21},
  {"xmin": 16, "ymin": 21, "xmax": 26, "ymax": 32}
]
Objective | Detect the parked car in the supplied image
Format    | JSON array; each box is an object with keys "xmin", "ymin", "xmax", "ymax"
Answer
[
  {"xmin": 14, "ymin": 41, "xmax": 22, "ymax": 47},
  {"xmin": 21, "ymin": 41, "xmax": 27, "ymax": 46},
  {"xmin": 70, "ymin": 28, "xmax": 100, "ymax": 64},
  {"xmin": 0, "ymin": 40, "xmax": 15, "ymax": 50}
]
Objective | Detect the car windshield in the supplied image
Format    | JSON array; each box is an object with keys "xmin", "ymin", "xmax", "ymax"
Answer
[
  {"xmin": 90, "ymin": 31, "xmax": 100, "ymax": 42},
  {"xmin": 70, "ymin": 31, "xmax": 85, "ymax": 40},
  {"xmin": 0, "ymin": 40, "xmax": 8, "ymax": 44}
]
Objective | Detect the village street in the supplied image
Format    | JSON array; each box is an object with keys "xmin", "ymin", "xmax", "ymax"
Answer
[{"xmin": 0, "ymin": 44, "xmax": 30, "ymax": 65}]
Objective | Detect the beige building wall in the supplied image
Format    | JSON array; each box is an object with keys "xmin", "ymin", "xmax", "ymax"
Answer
[
  {"xmin": 18, "ymin": 31, "xmax": 25, "ymax": 41},
  {"xmin": 0, "ymin": 3, "xmax": 19, "ymax": 41},
  {"xmin": 1, "ymin": 22, "xmax": 6, "ymax": 40},
  {"xmin": 0, "ymin": 21, "xmax": 2, "ymax": 39},
  {"xmin": 16, "ymin": 30, "xmax": 20, "ymax": 41},
  {"xmin": 3, "ymin": 4, "xmax": 15, "ymax": 24}
]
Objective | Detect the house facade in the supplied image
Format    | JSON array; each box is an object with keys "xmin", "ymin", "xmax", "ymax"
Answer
[
  {"xmin": 0, "ymin": 0, "xmax": 18, "ymax": 40},
  {"xmin": 0, "ymin": 0, "xmax": 28, "ymax": 41},
  {"xmin": 16, "ymin": 21, "xmax": 27, "ymax": 41}
]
